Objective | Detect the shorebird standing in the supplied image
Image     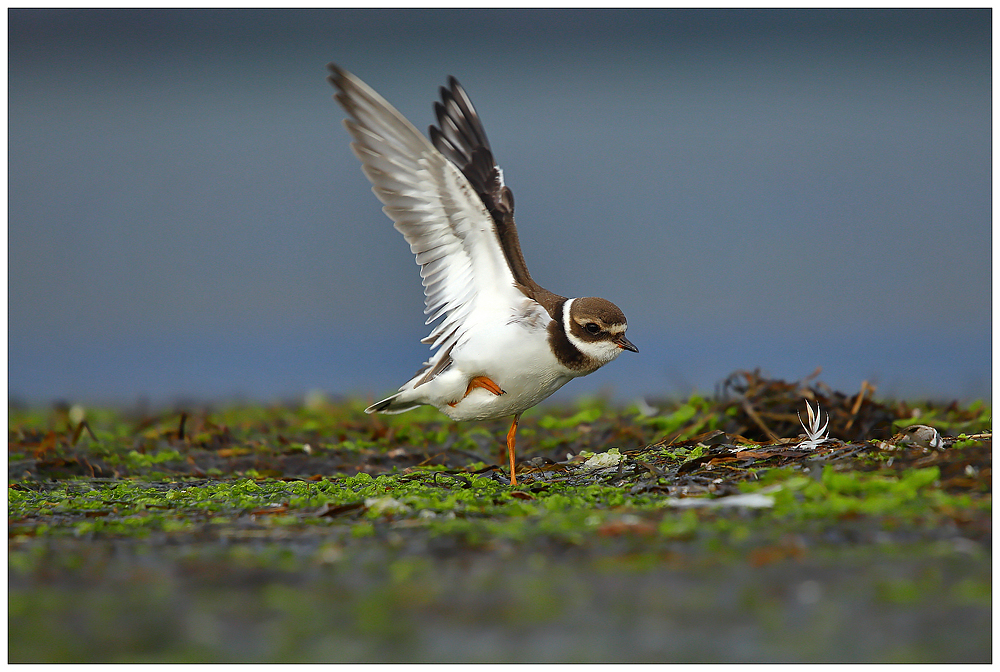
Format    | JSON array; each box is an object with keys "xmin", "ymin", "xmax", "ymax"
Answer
[{"xmin": 327, "ymin": 65, "xmax": 637, "ymax": 485}]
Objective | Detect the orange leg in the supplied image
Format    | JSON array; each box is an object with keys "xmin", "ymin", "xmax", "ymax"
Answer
[
  {"xmin": 506, "ymin": 412, "xmax": 522, "ymax": 486},
  {"xmin": 466, "ymin": 375, "xmax": 504, "ymax": 396},
  {"xmin": 448, "ymin": 375, "xmax": 505, "ymax": 407}
]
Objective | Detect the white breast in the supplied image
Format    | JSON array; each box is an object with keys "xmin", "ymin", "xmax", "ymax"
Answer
[{"xmin": 430, "ymin": 300, "xmax": 577, "ymax": 421}]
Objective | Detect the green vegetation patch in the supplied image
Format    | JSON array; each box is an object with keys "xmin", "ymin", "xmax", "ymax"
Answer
[{"xmin": 8, "ymin": 372, "xmax": 992, "ymax": 662}]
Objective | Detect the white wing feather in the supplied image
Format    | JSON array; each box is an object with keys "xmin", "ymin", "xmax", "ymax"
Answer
[{"xmin": 330, "ymin": 67, "xmax": 523, "ymax": 372}]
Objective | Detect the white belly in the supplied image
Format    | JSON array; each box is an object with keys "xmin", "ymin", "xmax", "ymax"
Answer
[
  {"xmin": 403, "ymin": 312, "xmax": 581, "ymax": 421},
  {"xmin": 440, "ymin": 365, "xmax": 575, "ymax": 421}
]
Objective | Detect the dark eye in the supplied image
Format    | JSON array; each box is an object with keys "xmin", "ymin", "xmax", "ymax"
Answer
[{"xmin": 585, "ymin": 322, "xmax": 601, "ymax": 335}]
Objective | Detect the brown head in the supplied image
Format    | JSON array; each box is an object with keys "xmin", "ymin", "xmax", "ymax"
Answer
[{"xmin": 557, "ymin": 297, "xmax": 637, "ymax": 371}]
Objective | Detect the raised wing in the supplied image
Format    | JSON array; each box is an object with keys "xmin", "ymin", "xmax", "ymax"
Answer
[
  {"xmin": 327, "ymin": 64, "xmax": 525, "ymax": 360},
  {"xmin": 429, "ymin": 78, "xmax": 562, "ymax": 312}
]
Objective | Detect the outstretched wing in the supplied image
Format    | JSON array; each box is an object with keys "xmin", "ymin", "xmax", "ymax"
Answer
[
  {"xmin": 327, "ymin": 64, "xmax": 526, "ymax": 368},
  {"xmin": 429, "ymin": 78, "xmax": 562, "ymax": 311}
]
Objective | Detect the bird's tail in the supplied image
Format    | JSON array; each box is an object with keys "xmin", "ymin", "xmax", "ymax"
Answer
[{"xmin": 365, "ymin": 393, "xmax": 422, "ymax": 415}]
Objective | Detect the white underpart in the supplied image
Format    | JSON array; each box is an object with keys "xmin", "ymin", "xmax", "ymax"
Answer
[{"xmin": 563, "ymin": 298, "xmax": 626, "ymax": 367}]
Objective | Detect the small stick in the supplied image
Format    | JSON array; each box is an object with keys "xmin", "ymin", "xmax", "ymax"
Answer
[
  {"xmin": 741, "ymin": 398, "xmax": 780, "ymax": 443},
  {"xmin": 845, "ymin": 380, "xmax": 874, "ymax": 431}
]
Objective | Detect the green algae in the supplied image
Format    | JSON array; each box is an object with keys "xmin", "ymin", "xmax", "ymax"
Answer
[
  {"xmin": 8, "ymin": 454, "xmax": 987, "ymax": 550},
  {"xmin": 7, "ymin": 386, "xmax": 992, "ymax": 662}
]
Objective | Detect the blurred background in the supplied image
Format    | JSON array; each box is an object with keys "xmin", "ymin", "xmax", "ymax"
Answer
[{"xmin": 8, "ymin": 9, "xmax": 991, "ymax": 406}]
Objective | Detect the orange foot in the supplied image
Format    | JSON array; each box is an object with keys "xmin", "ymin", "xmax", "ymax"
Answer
[{"xmin": 448, "ymin": 375, "xmax": 504, "ymax": 407}]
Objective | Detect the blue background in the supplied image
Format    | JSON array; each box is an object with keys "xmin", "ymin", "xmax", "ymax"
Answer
[{"xmin": 8, "ymin": 9, "xmax": 991, "ymax": 406}]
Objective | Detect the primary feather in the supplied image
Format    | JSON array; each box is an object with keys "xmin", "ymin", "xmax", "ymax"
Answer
[{"xmin": 328, "ymin": 66, "xmax": 526, "ymax": 381}]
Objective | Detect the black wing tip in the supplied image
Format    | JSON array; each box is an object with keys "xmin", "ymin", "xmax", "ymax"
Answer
[
  {"xmin": 432, "ymin": 100, "xmax": 447, "ymax": 123},
  {"xmin": 326, "ymin": 63, "xmax": 349, "ymax": 95},
  {"xmin": 326, "ymin": 65, "xmax": 366, "ymax": 118},
  {"xmin": 439, "ymin": 78, "xmax": 467, "ymax": 115}
]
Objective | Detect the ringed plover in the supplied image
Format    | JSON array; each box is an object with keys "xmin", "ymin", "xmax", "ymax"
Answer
[{"xmin": 327, "ymin": 65, "xmax": 637, "ymax": 485}]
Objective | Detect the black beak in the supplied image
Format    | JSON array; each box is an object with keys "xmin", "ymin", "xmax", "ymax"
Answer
[{"xmin": 615, "ymin": 334, "xmax": 638, "ymax": 353}]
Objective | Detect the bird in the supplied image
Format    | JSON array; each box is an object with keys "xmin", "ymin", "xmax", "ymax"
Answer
[{"xmin": 327, "ymin": 64, "xmax": 637, "ymax": 485}]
